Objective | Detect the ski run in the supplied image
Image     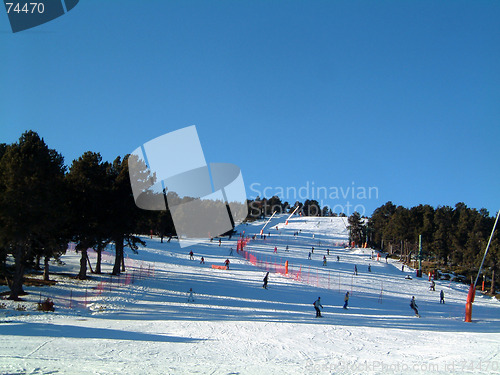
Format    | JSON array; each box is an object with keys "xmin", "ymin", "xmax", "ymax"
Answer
[{"xmin": 1, "ymin": 215, "xmax": 499, "ymax": 374}]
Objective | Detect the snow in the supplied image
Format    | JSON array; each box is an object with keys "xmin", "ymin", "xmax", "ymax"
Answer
[{"xmin": 1, "ymin": 215, "xmax": 499, "ymax": 374}]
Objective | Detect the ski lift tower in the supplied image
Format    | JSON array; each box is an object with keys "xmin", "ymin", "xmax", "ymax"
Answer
[{"xmin": 417, "ymin": 234, "xmax": 423, "ymax": 277}]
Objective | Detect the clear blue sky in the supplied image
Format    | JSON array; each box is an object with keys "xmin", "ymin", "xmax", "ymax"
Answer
[{"xmin": 1, "ymin": 0, "xmax": 499, "ymax": 216}]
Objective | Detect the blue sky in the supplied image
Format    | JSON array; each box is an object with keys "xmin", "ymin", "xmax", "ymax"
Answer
[{"xmin": 1, "ymin": 0, "xmax": 499, "ymax": 216}]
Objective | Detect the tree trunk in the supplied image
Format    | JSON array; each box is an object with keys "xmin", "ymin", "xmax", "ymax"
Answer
[
  {"xmin": 35, "ymin": 254, "xmax": 41, "ymax": 270},
  {"xmin": 95, "ymin": 247, "xmax": 102, "ymax": 274},
  {"xmin": 78, "ymin": 249, "xmax": 87, "ymax": 280},
  {"xmin": 112, "ymin": 237, "xmax": 124, "ymax": 275},
  {"xmin": 490, "ymin": 268, "xmax": 496, "ymax": 295},
  {"xmin": 8, "ymin": 245, "xmax": 26, "ymax": 300},
  {"xmin": 43, "ymin": 256, "xmax": 50, "ymax": 281}
]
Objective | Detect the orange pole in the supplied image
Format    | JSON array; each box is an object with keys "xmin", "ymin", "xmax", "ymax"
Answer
[
  {"xmin": 465, "ymin": 302, "xmax": 472, "ymax": 322},
  {"xmin": 465, "ymin": 284, "xmax": 476, "ymax": 322}
]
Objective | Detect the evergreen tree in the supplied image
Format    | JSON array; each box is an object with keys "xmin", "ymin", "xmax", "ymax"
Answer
[
  {"xmin": 348, "ymin": 212, "xmax": 364, "ymax": 246},
  {"xmin": 66, "ymin": 152, "xmax": 111, "ymax": 280},
  {"xmin": 0, "ymin": 131, "xmax": 66, "ymax": 299},
  {"xmin": 108, "ymin": 155, "xmax": 146, "ymax": 275},
  {"xmin": 369, "ymin": 201, "xmax": 396, "ymax": 248}
]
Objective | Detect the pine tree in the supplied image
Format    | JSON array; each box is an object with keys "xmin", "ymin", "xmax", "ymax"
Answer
[
  {"xmin": 369, "ymin": 201, "xmax": 396, "ymax": 248},
  {"xmin": 432, "ymin": 206, "xmax": 454, "ymax": 265},
  {"xmin": 66, "ymin": 152, "xmax": 111, "ymax": 280},
  {"xmin": 348, "ymin": 212, "xmax": 364, "ymax": 246},
  {"xmin": 0, "ymin": 132, "xmax": 66, "ymax": 299},
  {"xmin": 108, "ymin": 155, "xmax": 146, "ymax": 275}
]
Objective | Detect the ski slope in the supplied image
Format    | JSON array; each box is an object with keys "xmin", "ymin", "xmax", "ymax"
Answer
[{"xmin": 1, "ymin": 215, "xmax": 499, "ymax": 374}]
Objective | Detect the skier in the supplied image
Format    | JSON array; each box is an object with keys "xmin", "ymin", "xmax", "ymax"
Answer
[
  {"xmin": 430, "ymin": 280, "xmax": 435, "ymax": 291},
  {"xmin": 313, "ymin": 297, "xmax": 323, "ymax": 317},
  {"xmin": 343, "ymin": 291, "xmax": 349, "ymax": 309},
  {"xmin": 410, "ymin": 296, "xmax": 420, "ymax": 317},
  {"xmin": 219, "ymin": 238, "xmax": 221, "ymax": 247},
  {"xmin": 368, "ymin": 264, "xmax": 371, "ymax": 272},
  {"xmin": 385, "ymin": 254, "xmax": 389, "ymax": 263},
  {"xmin": 229, "ymin": 247, "xmax": 234, "ymax": 256},
  {"xmin": 263, "ymin": 272, "xmax": 269, "ymax": 289},
  {"xmin": 323, "ymin": 256, "xmax": 327, "ymax": 266},
  {"xmin": 354, "ymin": 265, "xmax": 358, "ymax": 276},
  {"xmin": 274, "ymin": 246, "xmax": 277, "ymax": 253},
  {"xmin": 286, "ymin": 245, "xmax": 289, "ymax": 252},
  {"xmin": 308, "ymin": 252, "xmax": 312, "ymax": 260},
  {"xmin": 337, "ymin": 256, "xmax": 340, "ymax": 262},
  {"xmin": 200, "ymin": 257, "xmax": 205, "ymax": 264},
  {"xmin": 224, "ymin": 259, "xmax": 230, "ymax": 269},
  {"xmin": 440, "ymin": 290, "xmax": 445, "ymax": 304},
  {"xmin": 327, "ymin": 249, "xmax": 330, "ymax": 255},
  {"xmin": 311, "ymin": 246, "xmax": 314, "ymax": 254},
  {"xmin": 189, "ymin": 250, "xmax": 194, "ymax": 260},
  {"xmin": 187, "ymin": 288, "xmax": 195, "ymax": 302}
]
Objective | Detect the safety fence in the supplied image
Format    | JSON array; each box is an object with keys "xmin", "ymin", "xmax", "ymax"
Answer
[
  {"xmin": 236, "ymin": 237, "xmax": 363, "ymax": 295},
  {"xmin": 35, "ymin": 244, "xmax": 155, "ymax": 311}
]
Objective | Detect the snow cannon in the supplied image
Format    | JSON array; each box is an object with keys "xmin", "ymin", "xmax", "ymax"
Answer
[{"xmin": 465, "ymin": 284, "xmax": 476, "ymax": 323}]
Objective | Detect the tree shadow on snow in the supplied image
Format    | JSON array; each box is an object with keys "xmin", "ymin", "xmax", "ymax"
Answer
[{"xmin": 0, "ymin": 321, "xmax": 204, "ymax": 343}]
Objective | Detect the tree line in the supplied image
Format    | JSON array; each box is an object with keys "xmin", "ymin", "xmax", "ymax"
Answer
[{"xmin": 367, "ymin": 201, "xmax": 499, "ymax": 293}]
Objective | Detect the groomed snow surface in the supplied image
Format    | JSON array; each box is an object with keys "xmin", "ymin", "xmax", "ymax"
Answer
[{"xmin": 1, "ymin": 215, "xmax": 499, "ymax": 374}]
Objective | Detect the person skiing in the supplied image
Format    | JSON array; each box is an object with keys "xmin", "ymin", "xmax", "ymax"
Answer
[
  {"xmin": 430, "ymin": 280, "xmax": 435, "ymax": 291},
  {"xmin": 219, "ymin": 238, "xmax": 221, "ymax": 247},
  {"xmin": 440, "ymin": 290, "xmax": 445, "ymax": 304},
  {"xmin": 308, "ymin": 252, "xmax": 312, "ymax": 260},
  {"xmin": 187, "ymin": 288, "xmax": 195, "ymax": 302},
  {"xmin": 229, "ymin": 247, "xmax": 234, "ymax": 256},
  {"xmin": 313, "ymin": 297, "xmax": 323, "ymax": 317},
  {"xmin": 323, "ymin": 256, "xmax": 327, "ymax": 266},
  {"xmin": 337, "ymin": 256, "xmax": 340, "ymax": 262},
  {"xmin": 286, "ymin": 245, "xmax": 289, "ymax": 252},
  {"xmin": 274, "ymin": 246, "xmax": 277, "ymax": 253},
  {"xmin": 343, "ymin": 291, "xmax": 350, "ymax": 309},
  {"xmin": 263, "ymin": 272, "xmax": 269, "ymax": 289},
  {"xmin": 327, "ymin": 249, "xmax": 330, "ymax": 255},
  {"xmin": 368, "ymin": 264, "xmax": 372, "ymax": 272},
  {"xmin": 354, "ymin": 265, "xmax": 358, "ymax": 276},
  {"xmin": 311, "ymin": 246, "xmax": 314, "ymax": 253},
  {"xmin": 224, "ymin": 259, "xmax": 230, "ymax": 269},
  {"xmin": 200, "ymin": 257, "xmax": 205, "ymax": 264},
  {"xmin": 410, "ymin": 296, "xmax": 420, "ymax": 317},
  {"xmin": 189, "ymin": 250, "xmax": 194, "ymax": 260}
]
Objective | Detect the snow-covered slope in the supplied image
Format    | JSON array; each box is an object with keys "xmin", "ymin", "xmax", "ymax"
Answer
[{"xmin": 1, "ymin": 215, "xmax": 499, "ymax": 374}]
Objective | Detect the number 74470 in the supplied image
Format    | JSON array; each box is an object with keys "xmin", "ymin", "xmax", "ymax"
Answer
[{"xmin": 6, "ymin": 2, "xmax": 45, "ymax": 14}]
